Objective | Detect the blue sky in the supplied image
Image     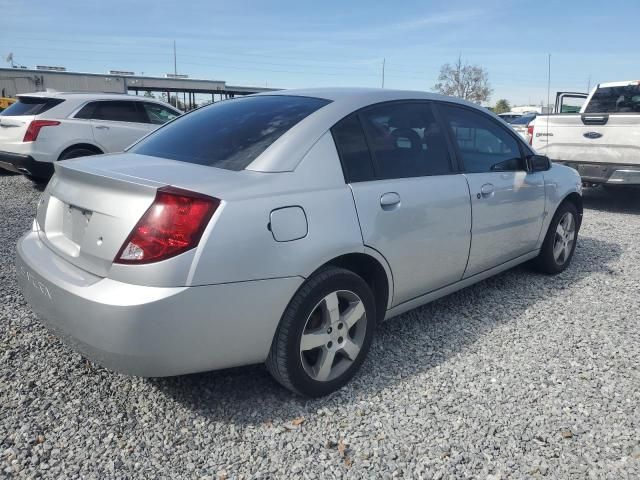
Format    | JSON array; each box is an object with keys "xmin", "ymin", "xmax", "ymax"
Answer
[{"xmin": 2, "ymin": 0, "xmax": 638, "ymax": 105}]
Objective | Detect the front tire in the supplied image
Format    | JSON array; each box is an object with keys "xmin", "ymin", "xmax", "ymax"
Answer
[
  {"xmin": 266, "ymin": 267, "xmax": 376, "ymax": 397},
  {"xmin": 534, "ymin": 201, "xmax": 579, "ymax": 274}
]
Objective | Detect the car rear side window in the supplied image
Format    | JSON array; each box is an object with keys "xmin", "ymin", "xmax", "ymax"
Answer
[
  {"xmin": 131, "ymin": 95, "xmax": 330, "ymax": 171},
  {"xmin": 439, "ymin": 104, "xmax": 525, "ymax": 173},
  {"xmin": 0, "ymin": 97, "xmax": 64, "ymax": 116},
  {"xmin": 359, "ymin": 102, "xmax": 453, "ymax": 179},
  {"xmin": 331, "ymin": 114, "xmax": 375, "ymax": 182},
  {"xmin": 584, "ymin": 84, "xmax": 640, "ymax": 113},
  {"xmin": 90, "ymin": 101, "xmax": 146, "ymax": 123}
]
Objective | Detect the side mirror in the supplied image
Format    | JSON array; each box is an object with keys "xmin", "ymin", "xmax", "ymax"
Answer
[{"xmin": 528, "ymin": 154, "xmax": 551, "ymax": 172}]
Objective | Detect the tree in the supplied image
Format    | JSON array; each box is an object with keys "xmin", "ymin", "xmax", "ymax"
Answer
[
  {"xmin": 143, "ymin": 91, "xmax": 155, "ymax": 99},
  {"xmin": 494, "ymin": 99, "xmax": 511, "ymax": 114},
  {"xmin": 433, "ymin": 56, "xmax": 492, "ymax": 104}
]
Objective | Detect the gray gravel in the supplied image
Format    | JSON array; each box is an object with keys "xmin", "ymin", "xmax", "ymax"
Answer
[{"xmin": 1, "ymin": 172, "xmax": 639, "ymax": 479}]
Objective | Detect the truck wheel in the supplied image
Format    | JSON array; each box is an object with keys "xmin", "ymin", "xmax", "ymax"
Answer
[
  {"xmin": 266, "ymin": 267, "xmax": 376, "ymax": 397},
  {"xmin": 534, "ymin": 202, "xmax": 579, "ymax": 274}
]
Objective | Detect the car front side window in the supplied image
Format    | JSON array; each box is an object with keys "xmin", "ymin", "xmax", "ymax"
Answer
[
  {"xmin": 440, "ymin": 104, "xmax": 525, "ymax": 173},
  {"xmin": 142, "ymin": 103, "xmax": 180, "ymax": 125}
]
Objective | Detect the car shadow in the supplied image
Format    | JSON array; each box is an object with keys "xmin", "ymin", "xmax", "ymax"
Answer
[
  {"xmin": 582, "ymin": 186, "xmax": 640, "ymax": 214},
  {"xmin": 150, "ymin": 235, "xmax": 622, "ymax": 425}
]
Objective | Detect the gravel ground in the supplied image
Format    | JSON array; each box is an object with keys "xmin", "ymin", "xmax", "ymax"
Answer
[{"xmin": 1, "ymin": 172, "xmax": 639, "ymax": 479}]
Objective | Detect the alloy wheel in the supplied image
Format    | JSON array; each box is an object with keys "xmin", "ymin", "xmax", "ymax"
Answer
[
  {"xmin": 553, "ymin": 212, "xmax": 576, "ymax": 265},
  {"xmin": 299, "ymin": 290, "xmax": 367, "ymax": 382}
]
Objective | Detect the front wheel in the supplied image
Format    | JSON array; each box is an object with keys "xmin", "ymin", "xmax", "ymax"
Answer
[
  {"xmin": 266, "ymin": 267, "xmax": 376, "ymax": 397},
  {"xmin": 534, "ymin": 202, "xmax": 579, "ymax": 274}
]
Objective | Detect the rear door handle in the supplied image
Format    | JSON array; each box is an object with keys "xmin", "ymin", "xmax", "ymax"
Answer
[
  {"xmin": 95, "ymin": 125, "xmax": 110, "ymax": 130},
  {"xmin": 380, "ymin": 192, "xmax": 401, "ymax": 210},
  {"xmin": 479, "ymin": 183, "xmax": 495, "ymax": 198}
]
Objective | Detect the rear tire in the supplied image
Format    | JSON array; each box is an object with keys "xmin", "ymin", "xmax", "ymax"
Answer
[
  {"xmin": 266, "ymin": 267, "xmax": 376, "ymax": 397},
  {"xmin": 59, "ymin": 147, "xmax": 99, "ymax": 160},
  {"xmin": 534, "ymin": 201, "xmax": 579, "ymax": 274}
]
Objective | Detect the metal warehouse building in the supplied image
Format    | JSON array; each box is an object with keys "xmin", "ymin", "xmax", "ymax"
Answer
[{"xmin": 0, "ymin": 67, "xmax": 276, "ymax": 109}]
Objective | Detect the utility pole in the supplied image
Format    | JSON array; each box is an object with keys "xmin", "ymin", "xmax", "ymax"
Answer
[
  {"xmin": 381, "ymin": 58, "xmax": 385, "ymax": 88},
  {"xmin": 173, "ymin": 40, "xmax": 177, "ymax": 76},
  {"xmin": 546, "ymin": 54, "xmax": 551, "ymax": 113},
  {"xmin": 587, "ymin": 75, "xmax": 591, "ymax": 93}
]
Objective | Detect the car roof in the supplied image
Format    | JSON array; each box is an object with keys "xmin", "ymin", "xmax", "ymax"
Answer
[
  {"xmin": 16, "ymin": 91, "xmax": 171, "ymax": 103},
  {"xmin": 248, "ymin": 87, "xmax": 501, "ymax": 173},
  {"xmin": 259, "ymin": 86, "xmax": 475, "ymax": 106}
]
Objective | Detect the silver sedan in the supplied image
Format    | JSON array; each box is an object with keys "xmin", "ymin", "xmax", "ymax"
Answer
[{"xmin": 16, "ymin": 88, "xmax": 583, "ymax": 397}]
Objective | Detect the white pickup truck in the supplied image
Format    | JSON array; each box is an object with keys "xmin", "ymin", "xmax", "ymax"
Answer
[{"xmin": 531, "ymin": 80, "xmax": 640, "ymax": 186}]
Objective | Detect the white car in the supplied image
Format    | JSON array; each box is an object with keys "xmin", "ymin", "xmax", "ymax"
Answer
[{"xmin": 0, "ymin": 92, "xmax": 181, "ymax": 180}]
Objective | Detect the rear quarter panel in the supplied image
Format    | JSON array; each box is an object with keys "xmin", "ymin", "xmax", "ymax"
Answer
[{"xmin": 189, "ymin": 132, "xmax": 366, "ymax": 285}]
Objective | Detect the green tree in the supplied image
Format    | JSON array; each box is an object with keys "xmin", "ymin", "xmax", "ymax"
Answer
[
  {"xmin": 433, "ymin": 55, "xmax": 492, "ymax": 104},
  {"xmin": 494, "ymin": 99, "xmax": 511, "ymax": 114}
]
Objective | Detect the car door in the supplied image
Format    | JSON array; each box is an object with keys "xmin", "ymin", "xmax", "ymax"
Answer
[
  {"xmin": 437, "ymin": 103, "xmax": 546, "ymax": 278},
  {"xmin": 81, "ymin": 100, "xmax": 152, "ymax": 152},
  {"xmin": 332, "ymin": 102, "xmax": 472, "ymax": 306}
]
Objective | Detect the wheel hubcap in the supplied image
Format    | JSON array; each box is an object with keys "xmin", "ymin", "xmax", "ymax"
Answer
[
  {"xmin": 299, "ymin": 290, "xmax": 367, "ymax": 382},
  {"xmin": 553, "ymin": 212, "xmax": 576, "ymax": 265}
]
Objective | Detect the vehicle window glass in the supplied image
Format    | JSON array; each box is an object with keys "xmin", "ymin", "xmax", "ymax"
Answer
[
  {"xmin": 0, "ymin": 97, "xmax": 63, "ymax": 116},
  {"xmin": 74, "ymin": 102, "xmax": 96, "ymax": 119},
  {"xmin": 331, "ymin": 114, "xmax": 375, "ymax": 182},
  {"xmin": 92, "ymin": 101, "xmax": 145, "ymax": 123},
  {"xmin": 510, "ymin": 114, "xmax": 536, "ymax": 125},
  {"xmin": 131, "ymin": 95, "xmax": 330, "ymax": 171},
  {"xmin": 142, "ymin": 102, "xmax": 180, "ymax": 125},
  {"xmin": 559, "ymin": 96, "xmax": 585, "ymax": 113},
  {"xmin": 440, "ymin": 104, "xmax": 524, "ymax": 173},
  {"xmin": 359, "ymin": 102, "xmax": 452, "ymax": 179},
  {"xmin": 584, "ymin": 84, "xmax": 640, "ymax": 113}
]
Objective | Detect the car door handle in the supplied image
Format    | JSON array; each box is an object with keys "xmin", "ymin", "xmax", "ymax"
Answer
[
  {"xmin": 380, "ymin": 192, "xmax": 401, "ymax": 210},
  {"xmin": 95, "ymin": 125, "xmax": 110, "ymax": 130},
  {"xmin": 479, "ymin": 183, "xmax": 495, "ymax": 198}
]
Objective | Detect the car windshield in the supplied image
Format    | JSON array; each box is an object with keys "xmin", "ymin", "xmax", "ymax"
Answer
[
  {"xmin": 131, "ymin": 95, "xmax": 330, "ymax": 171},
  {"xmin": 510, "ymin": 114, "xmax": 536, "ymax": 125}
]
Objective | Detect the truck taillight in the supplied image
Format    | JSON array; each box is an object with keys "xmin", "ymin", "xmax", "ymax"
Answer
[
  {"xmin": 23, "ymin": 120, "xmax": 60, "ymax": 142},
  {"xmin": 527, "ymin": 124, "xmax": 534, "ymax": 145},
  {"xmin": 115, "ymin": 186, "xmax": 220, "ymax": 264}
]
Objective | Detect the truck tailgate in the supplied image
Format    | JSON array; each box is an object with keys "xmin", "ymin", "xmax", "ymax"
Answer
[{"xmin": 532, "ymin": 114, "xmax": 640, "ymax": 166}]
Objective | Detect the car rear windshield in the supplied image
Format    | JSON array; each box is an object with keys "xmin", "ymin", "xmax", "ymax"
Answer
[
  {"xmin": 510, "ymin": 114, "xmax": 536, "ymax": 125},
  {"xmin": 0, "ymin": 97, "xmax": 64, "ymax": 116},
  {"xmin": 584, "ymin": 84, "xmax": 640, "ymax": 113},
  {"xmin": 130, "ymin": 95, "xmax": 330, "ymax": 170}
]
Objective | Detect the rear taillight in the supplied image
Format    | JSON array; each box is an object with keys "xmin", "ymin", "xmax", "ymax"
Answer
[
  {"xmin": 115, "ymin": 186, "xmax": 220, "ymax": 264},
  {"xmin": 527, "ymin": 124, "xmax": 534, "ymax": 145},
  {"xmin": 23, "ymin": 120, "xmax": 60, "ymax": 142}
]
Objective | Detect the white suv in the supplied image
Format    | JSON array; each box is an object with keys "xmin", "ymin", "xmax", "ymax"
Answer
[{"xmin": 0, "ymin": 92, "xmax": 181, "ymax": 179}]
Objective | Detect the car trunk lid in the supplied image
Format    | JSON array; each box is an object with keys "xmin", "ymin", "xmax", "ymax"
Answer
[{"xmin": 36, "ymin": 153, "xmax": 254, "ymax": 278}]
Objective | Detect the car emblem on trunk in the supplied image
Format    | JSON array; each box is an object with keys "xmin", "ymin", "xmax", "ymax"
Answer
[{"xmin": 583, "ymin": 132, "xmax": 603, "ymax": 139}]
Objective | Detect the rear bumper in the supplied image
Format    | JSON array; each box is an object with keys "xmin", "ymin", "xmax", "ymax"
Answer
[
  {"xmin": 16, "ymin": 230, "xmax": 303, "ymax": 377},
  {"xmin": 0, "ymin": 150, "xmax": 54, "ymax": 178},
  {"xmin": 556, "ymin": 161, "xmax": 640, "ymax": 185}
]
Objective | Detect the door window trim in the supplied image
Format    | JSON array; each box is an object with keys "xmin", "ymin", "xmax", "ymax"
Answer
[{"xmin": 434, "ymin": 101, "xmax": 533, "ymax": 174}]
